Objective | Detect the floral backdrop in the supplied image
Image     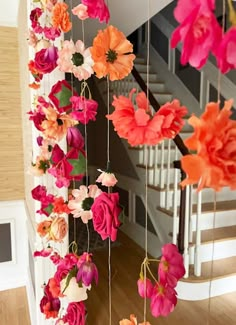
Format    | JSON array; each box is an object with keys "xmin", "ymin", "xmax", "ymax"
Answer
[{"xmin": 26, "ymin": 0, "xmax": 236, "ymax": 324}]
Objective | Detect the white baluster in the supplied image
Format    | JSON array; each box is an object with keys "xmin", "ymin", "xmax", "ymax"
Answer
[
  {"xmin": 172, "ymin": 147, "xmax": 179, "ymax": 245},
  {"xmin": 194, "ymin": 190, "xmax": 202, "ymax": 276},
  {"xmin": 183, "ymin": 185, "xmax": 190, "ymax": 278},
  {"xmin": 153, "ymin": 145, "xmax": 159, "ymax": 187},
  {"xmin": 165, "ymin": 139, "xmax": 171, "ymax": 209},
  {"xmin": 160, "ymin": 141, "xmax": 165, "ymax": 189},
  {"xmin": 188, "ymin": 185, "xmax": 193, "ymax": 243}
]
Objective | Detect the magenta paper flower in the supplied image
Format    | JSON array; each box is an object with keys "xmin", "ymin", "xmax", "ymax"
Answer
[
  {"xmin": 34, "ymin": 247, "xmax": 53, "ymax": 258},
  {"xmin": 150, "ymin": 282, "xmax": 177, "ymax": 317},
  {"xmin": 31, "ymin": 185, "xmax": 54, "ymax": 216},
  {"xmin": 54, "ymin": 253, "xmax": 78, "ymax": 283},
  {"xmin": 57, "ymin": 40, "xmax": 94, "ymax": 81},
  {"xmin": 30, "ymin": 7, "xmax": 43, "ymax": 32},
  {"xmin": 215, "ymin": 26, "xmax": 236, "ymax": 73},
  {"xmin": 77, "ymin": 255, "xmax": 98, "ymax": 286},
  {"xmin": 91, "ymin": 192, "xmax": 122, "ymax": 241},
  {"xmin": 43, "ymin": 27, "xmax": 61, "ymax": 41},
  {"xmin": 171, "ymin": 0, "xmax": 222, "ymax": 69},
  {"xmin": 70, "ymin": 95, "xmax": 98, "ymax": 124},
  {"xmin": 49, "ymin": 80, "xmax": 76, "ymax": 113},
  {"xmin": 82, "ymin": 0, "xmax": 110, "ymax": 23},
  {"xmin": 67, "ymin": 127, "xmax": 85, "ymax": 149},
  {"xmin": 62, "ymin": 302, "xmax": 86, "ymax": 325},
  {"xmin": 96, "ymin": 169, "xmax": 118, "ymax": 187},
  {"xmin": 28, "ymin": 95, "xmax": 50, "ymax": 130},
  {"xmin": 137, "ymin": 278, "xmax": 154, "ymax": 299},
  {"xmin": 40, "ymin": 282, "xmax": 61, "ymax": 319},
  {"xmin": 68, "ymin": 185, "xmax": 102, "ymax": 223},
  {"xmin": 34, "ymin": 46, "xmax": 58, "ymax": 74},
  {"xmin": 158, "ymin": 243, "xmax": 185, "ymax": 288}
]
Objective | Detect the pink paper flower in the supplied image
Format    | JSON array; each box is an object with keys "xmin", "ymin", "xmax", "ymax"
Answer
[
  {"xmin": 150, "ymin": 282, "xmax": 177, "ymax": 317},
  {"xmin": 57, "ymin": 40, "xmax": 94, "ymax": 81},
  {"xmin": 54, "ymin": 253, "xmax": 78, "ymax": 283},
  {"xmin": 91, "ymin": 192, "xmax": 122, "ymax": 241},
  {"xmin": 43, "ymin": 27, "xmax": 61, "ymax": 41},
  {"xmin": 171, "ymin": 0, "xmax": 222, "ymax": 69},
  {"xmin": 72, "ymin": 4, "xmax": 89, "ymax": 20},
  {"xmin": 68, "ymin": 185, "xmax": 102, "ymax": 223},
  {"xmin": 215, "ymin": 26, "xmax": 236, "ymax": 73},
  {"xmin": 77, "ymin": 256, "xmax": 98, "ymax": 286},
  {"xmin": 96, "ymin": 170, "xmax": 118, "ymax": 187},
  {"xmin": 28, "ymin": 29, "xmax": 38, "ymax": 47},
  {"xmin": 70, "ymin": 96, "xmax": 98, "ymax": 124},
  {"xmin": 34, "ymin": 247, "xmax": 53, "ymax": 258},
  {"xmin": 49, "ymin": 215, "xmax": 68, "ymax": 242},
  {"xmin": 31, "ymin": 185, "xmax": 54, "ymax": 216},
  {"xmin": 137, "ymin": 278, "xmax": 154, "ymax": 299},
  {"xmin": 82, "ymin": 0, "xmax": 110, "ymax": 23},
  {"xmin": 158, "ymin": 243, "xmax": 185, "ymax": 288}
]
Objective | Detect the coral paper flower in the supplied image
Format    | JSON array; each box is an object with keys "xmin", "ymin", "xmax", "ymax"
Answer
[
  {"xmin": 91, "ymin": 192, "xmax": 122, "ymax": 241},
  {"xmin": 52, "ymin": 3, "xmax": 72, "ymax": 33},
  {"xmin": 82, "ymin": 0, "xmax": 110, "ymax": 23},
  {"xmin": 181, "ymin": 100, "xmax": 236, "ymax": 191},
  {"xmin": 108, "ymin": 90, "xmax": 187, "ymax": 146},
  {"xmin": 158, "ymin": 243, "xmax": 185, "ymax": 288},
  {"xmin": 40, "ymin": 282, "xmax": 61, "ymax": 319},
  {"xmin": 49, "ymin": 215, "xmax": 68, "ymax": 242},
  {"xmin": 150, "ymin": 282, "xmax": 177, "ymax": 317},
  {"xmin": 70, "ymin": 95, "xmax": 98, "ymax": 124},
  {"xmin": 171, "ymin": 0, "xmax": 222, "ymax": 69},
  {"xmin": 91, "ymin": 25, "xmax": 136, "ymax": 81},
  {"xmin": 120, "ymin": 315, "xmax": 151, "ymax": 325},
  {"xmin": 215, "ymin": 26, "xmax": 236, "ymax": 74},
  {"xmin": 68, "ymin": 185, "xmax": 102, "ymax": 223},
  {"xmin": 57, "ymin": 40, "xmax": 94, "ymax": 81}
]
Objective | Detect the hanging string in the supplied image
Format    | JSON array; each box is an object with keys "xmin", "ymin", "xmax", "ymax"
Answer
[
  {"xmin": 143, "ymin": 1, "xmax": 151, "ymax": 322},
  {"xmin": 107, "ymin": 75, "xmax": 110, "ymax": 165}
]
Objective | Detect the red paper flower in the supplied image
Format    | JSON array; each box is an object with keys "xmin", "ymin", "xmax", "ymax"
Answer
[
  {"xmin": 150, "ymin": 282, "xmax": 177, "ymax": 317},
  {"xmin": 82, "ymin": 0, "xmax": 110, "ymax": 23},
  {"xmin": 34, "ymin": 46, "xmax": 58, "ymax": 74},
  {"xmin": 181, "ymin": 100, "xmax": 236, "ymax": 191},
  {"xmin": 91, "ymin": 192, "xmax": 122, "ymax": 241},
  {"xmin": 40, "ymin": 282, "xmax": 61, "ymax": 319},
  {"xmin": 62, "ymin": 302, "xmax": 86, "ymax": 325},
  {"xmin": 49, "ymin": 80, "xmax": 76, "ymax": 113}
]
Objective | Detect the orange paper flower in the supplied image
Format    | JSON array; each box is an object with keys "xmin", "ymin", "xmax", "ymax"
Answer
[
  {"xmin": 52, "ymin": 3, "xmax": 72, "ymax": 33},
  {"xmin": 181, "ymin": 100, "xmax": 236, "ymax": 191},
  {"xmin": 90, "ymin": 25, "xmax": 136, "ymax": 81},
  {"xmin": 120, "ymin": 314, "xmax": 151, "ymax": 325},
  {"xmin": 37, "ymin": 220, "xmax": 52, "ymax": 237}
]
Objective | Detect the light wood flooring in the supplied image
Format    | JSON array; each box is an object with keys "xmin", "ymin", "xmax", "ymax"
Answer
[{"xmin": 1, "ymin": 232, "xmax": 236, "ymax": 324}]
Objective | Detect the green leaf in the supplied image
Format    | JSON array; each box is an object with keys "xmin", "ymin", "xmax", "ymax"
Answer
[
  {"xmin": 43, "ymin": 203, "xmax": 53, "ymax": 216},
  {"xmin": 68, "ymin": 153, "xmax": 86, "ymax": 176},
  {"xmin": 62, "ymin": 267, "xmax": 77, "ymax": 294},
  {"xmin": 55, "ymin": 84, "xmax": 72, "ymax": 108}
]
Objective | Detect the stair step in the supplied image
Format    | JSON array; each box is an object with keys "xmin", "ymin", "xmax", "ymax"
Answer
[
  {"xmin": 192, "ymin": 225, "xmax": 236, "ymax": 245},
  {"xmin": 184, "ymin": 256, "xmax": 236, "ymax": 282},
  {"xmin": 139, "ymin": 73, "xmax": 158, "ymax": 82},
  {"xmin": 148, "ymin": 82, "xmax": 166, "ymax": 93},
  {"xmin": 134, "ymin": 63, "xmax": 154, "ymax": 73},
  {"xmin": 157, "ymin": 200, "xmax": 236, "ymax": 217},
  {"xmin": 153, "ymin": 93, "xmax": 173, "ymax": 105},
  {"xmin": 134, "ymin": 57, "xmax": 146, "ymax": 64}
]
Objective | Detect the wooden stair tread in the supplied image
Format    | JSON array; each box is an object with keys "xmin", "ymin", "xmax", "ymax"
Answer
[
  {"xmin": 192, "ymin": 225, "xmax": 236, "ymax": 244},
  {"xmin": 158, "ymin": 200, "xmax": 236, "ymax": 217},
  {"xmin": 182, "ymin": 256, "xmax": 236, "ymax": 282},
  {"xmin": 137, "ymin": 163, "xmax": 173, "ymax": 169}
]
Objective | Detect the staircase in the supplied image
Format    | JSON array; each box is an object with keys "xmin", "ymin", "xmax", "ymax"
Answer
[{"xmin": 94, "ymin": 54, "xmax": 236, "ymax": 301}]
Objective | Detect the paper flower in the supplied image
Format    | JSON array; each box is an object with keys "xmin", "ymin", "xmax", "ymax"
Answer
[
  {"xmin": 57, "ymin": 40, "xmax": 94, "ymax": 81},
  {"xmin": 215, "ymin": 26, "xmax": 236, "ymax": 74},
  {"xmin": 82, "ymin": 0, "xmax": 110, "ymax": 23},
  {"xmin": 60, "ymin": 277, "xmax": 90, "ymax": 302},
  {"xmin": 181, "ymin": 100, "xmax": 236, "ymax": 191},
  {"xmin": 137, "ymin": 278, "xmax": 154, "ymax": 299},
  {"xmin": 91, "ymin": 25, "xmax": 135, "ymax": 81},
  {"xmin": 52, "ymin": 2, "xmax": 72, "ymax": 33},
  {"xmin": 72, "ymin": 4, "xmax": 89, "ymax": 20},
  {"xmin": 70, "ymin": 95, "xmax": 98, "ymax": 124},
  {"xmin": 150, "ymin": 282, "xmax": 177, "ymax": 317},
  {"xmin": 68, "ymin": 185, "xmax": 102, "ymax": 223},
  {"xmin": 96, "ymin": 170, "xmax": 118, "ymax": 187},
  {"xmin": 66, "ymin": 127, "xmax": 85, "ymax": 149},
  {"xmin": 107, "ymin": 89, "xmax": 187, "ymax": 146},
  {"xmin": 34, "ymin": 46, "xmax": 58, "ymax": 74},
  {"xmin": 77, "ymin": 254, "xmax": 98, "ymax": 286},
  {"xmin": 120, "ymin": 315, "xmax": 151, "ymax": 325},
  {"xmin": 91, "ymin": 192, "xmax": 122, "ymax": 241},
  {"xmin": 49, "ymin": 80, "xmax": 77, "ymax": 113},
  {"xmin": 61, "ymin": 302, "xmax": 86, "ymax": 325},
  {"xmin": 171, "ymin": 0, "xmax": 221, "ymax": 69},
  {"xmin": 40, "ymin": 281, "xmax": 61, "ymax": 319},
  {"xmin": 158, "ymin": 243, "xmax": 185, "ymax": 288}
]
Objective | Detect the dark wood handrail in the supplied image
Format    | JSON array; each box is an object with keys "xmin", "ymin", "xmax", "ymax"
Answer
[{"xmin": 132, "ymin": 66, "xmax": 189, "ymax": 156}]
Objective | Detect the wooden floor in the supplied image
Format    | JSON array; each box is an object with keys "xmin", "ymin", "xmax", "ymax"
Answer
[{"xmin": 1, "ymin": 232, "xmax": 236, "ymax": 324}]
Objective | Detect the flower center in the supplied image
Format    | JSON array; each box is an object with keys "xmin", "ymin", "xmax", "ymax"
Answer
[
  {"xmin": 72, "ymin": 53, "xmax": 84, "ymax": 66},
  {"xmin": 82, "ymin": 197, "xmax": 94, "ymax": 211},
  {"xmin": 162, "ymin": 260, "xmax": 169, "ymax": 272},
  {"xmin": 39, "ymin": 160, "xmax": 50, "ymax": 172},
  {"xmin": 57, "ymin": 118, "xmax": 63, "ymax": 126},
  {"xmin": 106, "ymin": 49, "xmax": 118, "ymax": 63},
  {"xmin": 158, "ymin": 284, "xmax": 165, "ymax": 295},
  {"xmin": 193, "ymin": 15, "xmax": 210, "ymax": 40}
]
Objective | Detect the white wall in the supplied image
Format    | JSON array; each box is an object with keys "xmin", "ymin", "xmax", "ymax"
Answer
[{"xmin": 0, "ymin": 0, "xmax": 20, "ymax": 27}]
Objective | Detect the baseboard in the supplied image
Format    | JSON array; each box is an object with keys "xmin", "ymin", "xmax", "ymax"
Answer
[{"xmin": 26, "ymin": 267, "xmax": 36, "ymax": 325}]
